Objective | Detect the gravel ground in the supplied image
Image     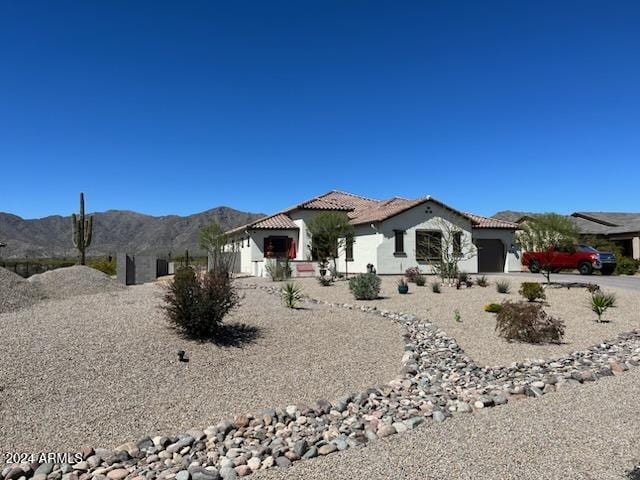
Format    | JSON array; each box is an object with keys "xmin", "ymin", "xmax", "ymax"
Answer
[
  {"xmin": 254, "ymin": 367, "xmax": 640, "ymax": 480},
  {"xmin": 0, "ymin": 283, "xmax": 403, "ymax": 452},
  {"xmin": 256, "ymin": 276, "xmax": 640, "ymax": 366},
  {"xmin": 0, "ymin": 267, "xmax": 43, "ymax": 314},
  {"xmin": 27, "ymin": 265, "xmax": 123, "ymax": 299}
]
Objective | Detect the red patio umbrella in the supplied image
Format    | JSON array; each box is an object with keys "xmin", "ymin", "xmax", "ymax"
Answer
[{"xmin": 288, "ymin": 238, "xmax": 297, "ymax": 259}]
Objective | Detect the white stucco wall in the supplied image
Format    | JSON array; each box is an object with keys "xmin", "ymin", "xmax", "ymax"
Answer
[
  {"xmin": 471, "ymin": 228, "xmax": 522, "ymax": 272},
  {"xmin": 374, "ymin": 201, "xmax": 478, "ymax": 275},
  {"xmin": 336, "ymin": 224, "xmax": 382, "ymax": 274}
]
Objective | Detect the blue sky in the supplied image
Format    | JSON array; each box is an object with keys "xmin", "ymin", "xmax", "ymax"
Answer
[{"xmin": 1, "ymin": 1, "xmax": 638, "ymax": 219}]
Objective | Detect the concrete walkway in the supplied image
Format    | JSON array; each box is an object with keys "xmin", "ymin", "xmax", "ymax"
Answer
[
  {"xmin": 489, "ymin": 271, "xmax": 640, "ymax": 291},
  {"xmin": 255, "ymin": 368, "xmax": 640, "ymax": 480}
]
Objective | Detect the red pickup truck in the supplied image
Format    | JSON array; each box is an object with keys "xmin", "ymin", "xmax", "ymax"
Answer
[{"xmin": 522, "ymin": 244, "xmax": 617, "ymax": 275}]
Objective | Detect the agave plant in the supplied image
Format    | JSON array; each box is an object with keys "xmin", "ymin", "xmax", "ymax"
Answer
[
  {"xmin": 281, "ymin": 281, "xmax": 303, "ymax": 309},
  {"xmin": 590, "ymin": 291, "xmax": 616, "ymax": 322}
]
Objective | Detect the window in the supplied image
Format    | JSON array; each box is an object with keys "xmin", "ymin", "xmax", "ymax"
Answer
[
  {"xmin": 264, "ymin": 236, "xmax": 289, "ymax": 258},
  {"xmin": 416, "ymin": 230, "xmax": 442, "ymax": 262},
  {"xmin": 346, "ymin": 238, "xmax": 354, "ymax": 261},
  {"xmin": 453, "ymin": 232, "xmax": 462, "ymax": 257},
  {"xmin": 394, "ymin": 230, "xmax": 405, "ymax": 254}
]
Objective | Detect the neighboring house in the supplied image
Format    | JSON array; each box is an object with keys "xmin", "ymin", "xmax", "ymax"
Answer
[
  {"xmin": 225, "ymin": 190, "xmax": 520, "ymax": 277},
  {"xmin": 493, "ymin": 211, "xmax": 640, "ymax": 260}
]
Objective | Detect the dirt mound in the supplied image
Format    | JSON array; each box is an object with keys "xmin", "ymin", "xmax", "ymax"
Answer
[
  {"xmin": 28, "ymin": 265, "xmax": 124, "ymax": 300},
  {"xmin": 0, "ymin": 267, "xmax": 43, "ymax": 314}
]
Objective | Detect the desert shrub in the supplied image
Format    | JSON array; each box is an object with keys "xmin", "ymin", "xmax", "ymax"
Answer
[
  {"xmin": 405, "ymin": 267, "xmax": 421, "ymax": 283},
  {"xmin": 616, "ymin": 256, "xmax": 639, "ymax": 276},
  {"xmin": 586, "ymin": 283, "xmax": 600, "ymax": 294},
  {"xmin": 265, "ymin": 259, "xmax": 291, "ymax": 281},
  {"xmin": 349, "ymin": 273, "xmax": 381, "ymax": 300},
  {"xmin": 431, "ymin": 282, "xmax": 441, "ymax": 293},
  {"xmin": 163, "ymin": 268, "xmax": 238, "ymax": 339},
  {"xmin": 590, "ymin": 291, "xmax": 616, "ymax": 322},
  {"xmin": 495, "ymin": 301, "xmax": 564, "ymax": 343},
  {"xmin": 88, "ymin": 258, "xmax": 116, "ymax": 276},
  {"xmin": 454, "ymin": 309, "xmax": 461, "ymax": 322},
  {"xmin": 476, "ymin": 275, "xmax": 489, "ymax": 287},
  {"xmin": 317, "ymin": 276, "xmax": 332, "ymax": 286},
  {"xmin": 484, "ymin": 303, "xmax": 503, "ymax": 313},
  {"xmin": 496, "ymin": 280, "xmax": 511, "ymax": 294},
  {"xmin": 519, "ymin": 282, "xmax": 546, "ymax": 302},
  {"xmin": 415, "ymin": 274, "xmax": 426, "ymax": 286},
  {"xmin": 281, "ymin": 282, "xmax": 303, "ymax": 308},
  {"xmin": 457, "ymin": 272, "xmax": 469, "ymax": 283}
]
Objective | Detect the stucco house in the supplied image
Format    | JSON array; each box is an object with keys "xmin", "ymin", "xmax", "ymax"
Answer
[{"xmin": 225, "ymin": 190, "xmax": 521, "ymax": 277}]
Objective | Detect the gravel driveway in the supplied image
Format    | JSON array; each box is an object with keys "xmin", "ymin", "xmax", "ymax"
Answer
[
  {"xmin": 254, "ymin": 367, "xmax": 640, "ymax": 480},
  {"xmin": 0, "ymin": 284, "xmax": 403, "ymax": 452}
]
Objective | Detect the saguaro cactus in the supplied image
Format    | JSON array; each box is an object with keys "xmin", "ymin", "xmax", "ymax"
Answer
[{"xmin": 72, "ymin": 192, "xmax": 93, "ymax": 265}]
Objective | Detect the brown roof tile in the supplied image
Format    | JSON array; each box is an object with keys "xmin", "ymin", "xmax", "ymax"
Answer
[{"xmin": 465, "ymin": 213, "xmax": 519, "ymax": 229}]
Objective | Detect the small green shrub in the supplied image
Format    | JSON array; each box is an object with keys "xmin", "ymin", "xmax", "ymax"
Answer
[
  {"xmin": 616, "ymin": 256, "xmax": 639, "ymax": 275},
  {"xmin": 405, "ymin": 267, "xmax": 421, "ymax": 283},
  {"xmin": 495, "ymin": 301, "xmax": 564, "ymax": 344},
  {"xmin": 457, "ymin": 272, "xmax": 469, "ymax": 283},
  {"xmin": 476, "ymin": 275, "xmax": 489, "ymax": 287},
  {"xmin": 281, "ymin": 282, "xmax": 303, "ymax": 308},
  {"xmin": 484, "ymin": 303, "xmax": 503, "ymax": 313},
  {"xmin": 415, "ymin": 274, "xmax": 426, "ymax": 286},
  {"xmin": 88, "ymin": 258, "xmax": 116, "ymax": 276},
  {"xmin": 496, "ymin": 280, "xmax": 511, "ymax": 294},
  {"xmin": 519, "ymin": 282, "xmax": 546, "ymax": 302},
  {"xmin": 163, "ymin": 268, "xmax": 238, "ymax": 339},
  {"xmin": 349, "ymin": 273, "xmax": 381, "ymax": 300},
  {"xmin": 317, "ymin": 276, "xmax": 332, "ymax": 286},
  {"xmin": 590, "ymin": 291, "xmax": 616, "ymax": 322},
  {"xmin": 454, "ymin": 309, "xmax": 461, "ymax": 322},
  {"xmin": 431, "ymin": 282, "xmax": 441, "ymax": 293}
]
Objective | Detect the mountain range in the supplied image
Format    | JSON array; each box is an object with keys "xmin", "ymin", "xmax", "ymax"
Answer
[{"xmin": 0, "ymin": 207, "xmax": 265, "ymax": 259}]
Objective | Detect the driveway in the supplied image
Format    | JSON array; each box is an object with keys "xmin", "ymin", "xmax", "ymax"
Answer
[{"xmin": 487, "ymin": 272, "xmax": 640, "ymax": 291}]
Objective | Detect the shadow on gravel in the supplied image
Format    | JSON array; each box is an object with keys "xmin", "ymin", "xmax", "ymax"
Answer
[
  {"xmin": 210, "ymin": 323, "xmax": 263, "ymax": 348},
  {"xmin": 627, "ymin": 466, "xmax": 640, "ymax": 480}
]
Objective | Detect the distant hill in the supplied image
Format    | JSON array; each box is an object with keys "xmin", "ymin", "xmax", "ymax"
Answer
[
  {"xmin": 492, "ymin": 210, "xmax": 538, "ymax": 223},
  {"xmin": 0, "ymin": 207, "xmax": 265, "ymax": 259}
]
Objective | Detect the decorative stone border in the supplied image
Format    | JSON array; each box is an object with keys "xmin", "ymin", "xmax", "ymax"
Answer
[{"xmin": 2, "ymin": 282, "xmax": 639, "ymax": 480}]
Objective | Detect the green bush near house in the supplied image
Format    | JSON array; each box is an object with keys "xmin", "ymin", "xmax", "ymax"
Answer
[
  {"xmin": 519, "ymin": 282, "xmax": 546, "ymax": 302},
  {"xmin": 431, "ymin": 282, "xmax": 441, "ymax": 293},
  {"xmin": 415, "ymin": 274, "xmax": 426, "ymax": 286},
  {"xmin": 615, "ymin": 257, "xmax": 639, "ymax": 275},
  {"xmin": 88, "ymin": 257, "xmax": 116, "ymax": 276},
  {"xmin": 349, "ymin": 273, "xmax": 381, "ymax": 300}
]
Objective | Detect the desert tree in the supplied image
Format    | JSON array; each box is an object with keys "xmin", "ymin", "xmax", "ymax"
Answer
[
  {"xmin": 418, "ymin": 218, "xmax": 477, "ymax": 285},
  {"xmin": 518, "ymin": 213, "xmax": 579, "ymax": 284},
  {"xmin": 306, "ymin": 211, "xmax": 354, "ymax": 278},
  {"xmin": 199, "ymin": 222, "xmax": 238, "ymax": 276}
]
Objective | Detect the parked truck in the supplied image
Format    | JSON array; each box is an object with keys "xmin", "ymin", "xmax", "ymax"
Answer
[{"xmin": 522, "ymin": 244, "xmax": 617, "ymax": 275}]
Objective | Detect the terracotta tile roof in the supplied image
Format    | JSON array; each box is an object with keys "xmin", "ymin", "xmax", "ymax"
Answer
[
  {"xmin": 299, "ymin": 198, "xmax": 352, "ymax": 210},
  {"xmin": 465, "ymin": 213, "xmax": 519, "ymax": 229},
  {"xmin": 350, "ymin": 197, "xmax": 421, "ymax": 224},
  {"xmin": 251, "ymin": 213, "xmax": 298, "ymax": 230},
  {"xmin": 225, "ymin": 190, "xmax": 519, "ymax": 235}
]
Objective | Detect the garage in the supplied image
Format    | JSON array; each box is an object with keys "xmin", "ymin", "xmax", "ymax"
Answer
[{"xmin": 476, "ymin": 239, "xmax": 505, "ymax": 272}]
